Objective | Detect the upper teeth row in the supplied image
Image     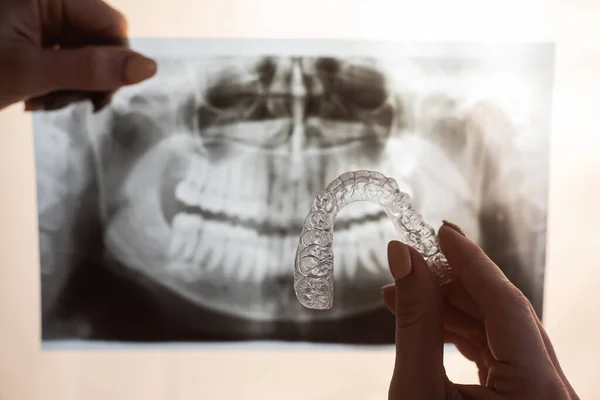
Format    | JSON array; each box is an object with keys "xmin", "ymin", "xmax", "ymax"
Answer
[{"xmin": 173, "ymin": 166, "xmax": 396, "ymax": 224}]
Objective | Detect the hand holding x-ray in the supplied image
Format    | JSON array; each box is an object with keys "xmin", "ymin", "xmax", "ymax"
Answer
[{"xmin": 0, "ymin": 0, "xmax": 156, "ymax": 112}]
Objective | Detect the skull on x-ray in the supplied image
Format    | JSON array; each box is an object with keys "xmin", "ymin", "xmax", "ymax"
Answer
[{"xmin": 38, "ymin": 55, "xmax": 541, "ymax": 340}]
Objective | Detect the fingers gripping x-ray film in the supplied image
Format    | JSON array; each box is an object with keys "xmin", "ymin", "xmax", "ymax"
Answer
[{"xmin": 294, "ymin": 170, "xmax": 451, "ymax": 310}]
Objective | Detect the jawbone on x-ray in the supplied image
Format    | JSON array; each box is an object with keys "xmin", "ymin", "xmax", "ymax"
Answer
[
  {"xmin": 295, "ymin": 170, "xmax": 451, "ymax": 310},
  {"xmin": 35, "ymin": 43, "xmax": 553, "ymax": 344}
]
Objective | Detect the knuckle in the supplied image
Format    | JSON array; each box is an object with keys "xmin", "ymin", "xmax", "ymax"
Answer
[
  {"xmin": 495, "ymin": 284, "xmax": 531, "ymax": 316},
  {"xmin": 394, "ymin": 299, "xmax": 427, "ymax": 329},
  {"xmin": 80, "ymin": 49, "xmax": 110, "ymax": 86},
  {"xmin": 508, "ymin": 286, "xmax": 531, "ymax": 309}
]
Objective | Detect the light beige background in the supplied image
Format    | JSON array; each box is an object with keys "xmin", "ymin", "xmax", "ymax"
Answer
[{"xmin": 0, "ymin": 0, "xmax": 599, "ymax": 398}]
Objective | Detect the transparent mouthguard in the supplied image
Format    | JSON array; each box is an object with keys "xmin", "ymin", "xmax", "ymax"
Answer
[{"xmin": 293, "ymin": 170, "xmax": 452, "ymax": 310}]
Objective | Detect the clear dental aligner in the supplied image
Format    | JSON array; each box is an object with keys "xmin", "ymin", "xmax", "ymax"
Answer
[{"xmin": 294, "ymin": 170, "xmax": 452, "ymax": 310}]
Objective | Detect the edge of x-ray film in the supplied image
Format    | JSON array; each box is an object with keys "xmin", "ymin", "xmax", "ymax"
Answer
[{"xmin": 294, "ymin": 170, "xmax": 452, "ymax": 310}]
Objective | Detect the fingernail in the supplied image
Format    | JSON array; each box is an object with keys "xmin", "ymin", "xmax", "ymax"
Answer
[
  {"xmin": 24, "ymin": 97, "xmax": 45, "ymax": 111},
  {"xmin": 387, "ymin": 240, "xmax": 412, "ymax": 281},
  {"xmin": 442, "ymin": 220, "xmax": 467, "ymax": 236},
  {"xmin": 123, "ymin": 54, "xmax": 157, "ymax": 84}
]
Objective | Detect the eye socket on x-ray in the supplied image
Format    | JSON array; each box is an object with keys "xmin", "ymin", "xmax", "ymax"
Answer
[
  {"xmin": 313, "ymin": 58, "xmax": 391, "ymax": 114},
  {"xmin": 333, "ymin": 64, "xmax": 390, "ymax": 113},
  {"xmin": 203, "ymin": 73, "xmax": 263, "ymax": 117},
  {"xmin": 196, "ymin": 57, "xmax": 396, "ymax": 149}
]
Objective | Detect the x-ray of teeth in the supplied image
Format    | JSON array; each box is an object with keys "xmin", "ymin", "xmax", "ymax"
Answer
[
  {"xmin": 34, "ymin": 40, "xmax": 554, "ymax": 346},
  {"xmin": 295, "ymin": 170, "xmax": 451, "ymax": 310}
]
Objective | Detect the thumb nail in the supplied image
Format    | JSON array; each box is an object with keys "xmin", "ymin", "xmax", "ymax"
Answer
[
  {"xmin": 123, "ymin": 54, "xmax": 157, "ymax": 84},
  {"xmin": 387, "ymin": 240, "xmax": 412, "ymax": 281},
  {"xmin": 442, "ymin": 220, "xmax": 467, "ymax": 236}
]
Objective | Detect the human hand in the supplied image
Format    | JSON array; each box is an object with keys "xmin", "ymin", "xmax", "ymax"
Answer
[
  {"xmin": 380, "ymin": 222, "xmax": 579, "ymax": 399},
  {"xmin": 0, "ymin": 0, "xmax": 157, "ymax": 112}
]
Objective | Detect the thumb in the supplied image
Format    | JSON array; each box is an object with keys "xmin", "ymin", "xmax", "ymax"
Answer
[
  {"xmin": 386, "ymin": 240, "xmax": 448, "ymax": 400},
  {"xmin": 30, "ymin": 47, "xmax": 157, "ymax": 95}
]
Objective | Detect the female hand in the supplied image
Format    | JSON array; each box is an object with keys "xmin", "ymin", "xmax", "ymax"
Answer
[
  {"xmin": 381, "ymin": 222, "xmax": 579, "ymax": 399},
  {"xmin": 0, "ymin": 0, "xmax": 157, "ymax": 112}
]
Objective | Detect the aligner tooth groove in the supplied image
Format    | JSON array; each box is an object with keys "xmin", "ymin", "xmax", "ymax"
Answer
[{"xmin": 294, "ymin": 169, "xmax": 452, "ymax": 310}]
